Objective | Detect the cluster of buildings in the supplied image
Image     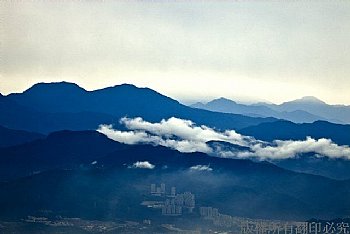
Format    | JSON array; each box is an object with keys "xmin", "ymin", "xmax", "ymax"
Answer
[
  {"xmin": 145, "ymin": 185, "xmax": 331, "ymax": 233},
  {"xmin": 162, "ymin": 192, "xmax": 196, "ymax": 216},
  {"xmin": 162, "ymin": 199, "xmax": 182, "ymax": 216},
  {"xmin": 150, "ymin": 183, "xmax": 176, "ymax": 197},
  {"xmin": 199, "ymin": 207, "xmax": 219, "ymax": 218},
  {"xmin": 200, "ymin": 206, "xmax": 245, "ymax": 228},
  {"xmin": 149, "ymin": 183, "xmax": 195, "ymax": 216}
]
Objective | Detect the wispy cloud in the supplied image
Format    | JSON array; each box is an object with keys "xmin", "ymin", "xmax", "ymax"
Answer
[
  {"xmin": 98, "ymin": 117, "xmax": 350, "ymax": 160},
  {"xmin": 190, "ymin": 165, "xmax": 213, "ymax": 172},
  {"xmin": 128, "ymin": 161, "xmax": 155, "ymax": 169},
  {"xmin": 240, "ymin": 137, "xmax": 350, "ymax": 160},
  {"xmin": 97, "ymin": 124, "xmax": 151, "ymax": 145}
]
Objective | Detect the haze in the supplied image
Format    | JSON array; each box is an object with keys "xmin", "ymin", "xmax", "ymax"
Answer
[{"xmin": 1, "ymin": 1, "xmax": 350, "ymax": 105}]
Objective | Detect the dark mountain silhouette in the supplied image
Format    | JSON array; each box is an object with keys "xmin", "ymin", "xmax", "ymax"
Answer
[
  {"xmin": 239, "ymin": 120, "xmax": 350, "ymax": 146},
  {"xmin": 3, "ymin": 82, "xmax": 276, "ymax": 133},
  {"xmin": 0, "ymin": 125, "xmax": 45, "ymax": 148},
  {"xmin": 0, "ymin": 130, "xmax": 127, "ymax": 181},
  {"xmin": 2, "ymin": 82, "xmax": 350, "ymax": 185},
  {"xmin": 191, "ymin": 97, "xmax": 330, "ymax": 123},
  {"xmin": 274, "ymin": 153, "xmax": 350, "ymax": 180},
  {"xmin": 0, "ymin": 90, "xmax": 117, "ymax": 133},
  {"xmin": 2, "ymin": 81, "xmax": 349, "ymax": 150},
  {"xmin": 8, "ymin": 82, "xmax": 88, "ymax": 113},
  {"xmin": 0, "ymin": 130, "xmax": 349, "ymax": 220}
]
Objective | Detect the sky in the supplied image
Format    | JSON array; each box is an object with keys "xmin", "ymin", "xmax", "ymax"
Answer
[{"xmin": 1, "ymin": 1, "xmax": 350, "ymax": 105}]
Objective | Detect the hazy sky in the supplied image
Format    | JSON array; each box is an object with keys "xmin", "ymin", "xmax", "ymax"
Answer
[{"xmin": 1, "ymin": 1, "xmax": 350, "ymax": 104}]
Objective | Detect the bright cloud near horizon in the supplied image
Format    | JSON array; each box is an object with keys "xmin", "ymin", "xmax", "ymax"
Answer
[{"xmin": 1, "ymin": 1, "xmax": 350, "ymax": 104}]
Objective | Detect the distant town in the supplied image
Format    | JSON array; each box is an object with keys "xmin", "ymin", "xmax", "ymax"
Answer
[
  {"xmin": 141, "ymin": 183, "xmax": 350, "ymax": 234},
  {"xmin": 0, "ymin": 182, "xmax": 347, "ymax": 233},
  {"xmin": 2, "ymin": 182, "xmax": 348, "ymax": 233}
]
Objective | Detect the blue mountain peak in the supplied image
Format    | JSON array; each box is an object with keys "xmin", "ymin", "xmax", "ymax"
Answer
[{"xmin": 24, "ymin": 81, "xmax": 86, "ymax": 94}]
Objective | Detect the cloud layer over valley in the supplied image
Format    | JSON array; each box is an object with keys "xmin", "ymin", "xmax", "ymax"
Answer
[{"xmin": 98, "ymin": 117, "xmax": 350, "ymax": 160}]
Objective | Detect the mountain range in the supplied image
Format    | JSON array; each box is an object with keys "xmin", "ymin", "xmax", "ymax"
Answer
[
  {"xmin": 191, "ymin": 96, "xmax": 350, "ymax": 124},
  {"xmin": 1, "ymin": 82, "xmax": 350, "ymax": 224},
  {"xmin": 1, "ymin": 82, "xmax": 350, "ymax": 180},
  {"xmin": 239, "ymin": 120, "xmax": 350, "ymax": 146},
  {"xmin": 0, "ymin": 130, "xmax": 349, "ymax": 221},
  {"xmin": 2, "ymin": 82, "xmax": 349, "ymax": 147},
  {"xmin": 1, "ymin": 82, "xmax": 276, "ymax": 134}
]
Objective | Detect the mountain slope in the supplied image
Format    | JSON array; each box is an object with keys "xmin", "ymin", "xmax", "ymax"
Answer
[
  {"xmin": 274, "ymin": 154, "xmax": 350, "ymax": 180},
  {"xmin": 0, "ymin": 130, "xmax": 349, "ymax": 220},
  {"xmin": 0, "ymin": 130, "xmax": 127, "ymax": 181},
  {"xmin": 0, "ymin": 125, "xmax": 45, "ymax": 148},
  {"xmin": 207, "ymin": 140, "xmax": 350, "ymax": 180},
  {"xmin": 4, "ymin": 82, "xmax": 276, "ymax": 133},
  {"xmin": 0, "ymin": 91, "xmax": 117, "ymax": 133}
]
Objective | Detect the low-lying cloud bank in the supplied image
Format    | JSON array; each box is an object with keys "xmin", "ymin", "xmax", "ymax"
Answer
[{"xmin": 97, "ymin": 117, "xmax": 350, "ymax": 160}]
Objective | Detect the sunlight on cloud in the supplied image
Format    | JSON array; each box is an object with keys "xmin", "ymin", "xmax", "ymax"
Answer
[{"xmin": 98, "ymin": 117, "xmax": 350, "ymax": 160}]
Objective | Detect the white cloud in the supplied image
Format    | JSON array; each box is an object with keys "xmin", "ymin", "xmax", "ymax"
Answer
[
  {"xmin": 97, "ymin": 124, "xmax": 150, "ymax": 144},
  {"xmin": 129, "ymin": 161, "xmax": 155, "ymax": 169},
  {"xmin": 251, "ymin": 137, "xmax": 350, "ymax": 160},
  {"xmin": 190, "ymin": 165, "xmax": 213, "ymax": 171},
  {"xmin": 97, "ymin": 117, "xmax": 350, "ymax": 160},
  {"xmin": 98, "ymin": 118, "xmax": 223, "ymax": 153},
  {"xmin": 120, "ymin": 116, "xmax": 249, "ymax": 146}
]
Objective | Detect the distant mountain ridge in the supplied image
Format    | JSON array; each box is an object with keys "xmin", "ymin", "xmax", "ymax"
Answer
[
  {"xmin": 239, "ymin": 120, "xmax": 350, "ymax": 145},
  {"xmin": 1, "ymin": 81, "xmax": 349, "ymax": 147},
  {"xmin": 2, "ymin": 82, "xmax": 276, "ymax": 133},
  {"xmin": 263, "ymin": 96, "xmax": 350, "ymax": 123},
  {"xmin": 191, "ymin": 96, "xmax": 348, "ymax": 124}
]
